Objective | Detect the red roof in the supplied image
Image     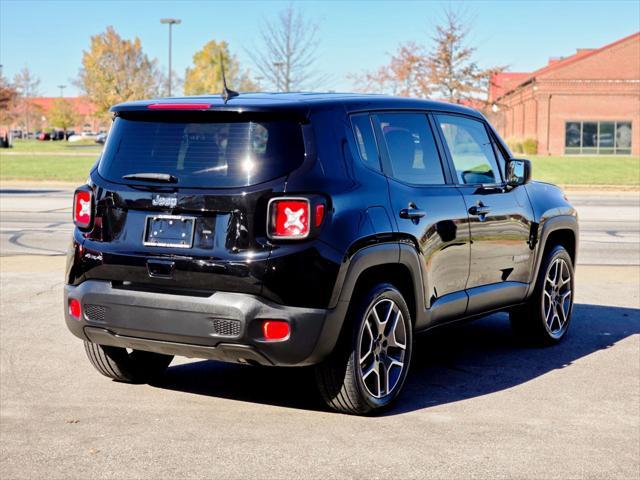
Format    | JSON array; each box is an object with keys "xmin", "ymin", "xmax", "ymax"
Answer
[
  {"xmin": 489, "ymin": 73, "xmax": 529, "ymax": 101},
  {"xmin": 491, "ymin": 31, "xmax": 640, "ymax": 101},
  {"xmin": 30, "ymin": 97, "xmax": 97, "ymax": 116}
]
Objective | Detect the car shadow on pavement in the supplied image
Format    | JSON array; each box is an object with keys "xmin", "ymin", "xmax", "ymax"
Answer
[{"xmin": 152, "ymin": 303, "xmax": 639, "ymax": 415}]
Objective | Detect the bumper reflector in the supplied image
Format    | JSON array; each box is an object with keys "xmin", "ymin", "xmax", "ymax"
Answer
[
  {"xmin": 68, "ymin": 299, "xmax": 81, "ymax": 320},
  {"xmin": 262, "ymin": 320, "xmax": 290, "ymax": 341}
]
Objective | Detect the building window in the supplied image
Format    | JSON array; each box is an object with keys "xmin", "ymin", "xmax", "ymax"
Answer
[{"xmin": 565, "ymin": 121, "xmax": 632, "ymax": 155}]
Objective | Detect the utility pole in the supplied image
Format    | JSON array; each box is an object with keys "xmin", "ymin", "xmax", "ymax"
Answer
[
  {"xmin": 160, "ymin": 18, "xmax": 181, "ymax": 96},
  {"xmin": 273, "ymin": 62, "xmax": 284, "ymax": 92},
  {"xmin": 57, "ymin": 84, "xmax": 66, "ymax": 97}
]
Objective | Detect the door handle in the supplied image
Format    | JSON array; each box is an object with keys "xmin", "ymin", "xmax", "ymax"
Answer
[
  {"xmin": 468, "ymin": 204, "xmax": 491, "ymax": 216},
  {"xmin": 399, "ymin": 208, "xmax": 426, "ymax": 220}
]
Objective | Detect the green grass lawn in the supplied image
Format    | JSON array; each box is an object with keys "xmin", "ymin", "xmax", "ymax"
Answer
[
  {"xmin": 529, "ymin": 155, "xmax": 639, "ymax": 186},
  {"xmin": 10, "ymin": 138, "xmax": 102, "ymax": 154},
  {"xmin": 0, "ymin": 155, "xmax": 97, "ymax": 182}
]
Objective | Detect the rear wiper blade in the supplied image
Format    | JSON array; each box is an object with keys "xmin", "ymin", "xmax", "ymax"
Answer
[{"xmin": 122, "ymin": 173, "xmax": 178, "ymax": 183}]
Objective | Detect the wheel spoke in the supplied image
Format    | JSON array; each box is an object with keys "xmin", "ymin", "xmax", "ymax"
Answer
[
  {"xmin": 385, "ymin": 357, "xmax": 404, "ymax": 394},
  {"xmin": 380, "ymin": 359, "xmax": 389, "ymax": 396},
  {"xmin": 359, "ymin": 321, "xmax": 374, "ymax": 364},
  {"xmin": 560, "ymin": 262, "xmax": 571, "ymax": 286},
  {"xmin": 362, "ymin": 361, "xmax": 381, "ymax": 397},
  {"xmin": 383, "ymin": 301, "xmax": 394, "ymax": 327},
  {"xmin": 557, "ymin": 301, "xmax": 567, "ymax": 326},
  {"xmin": 544, "ymin": 298, "xmax": 553, "ymax": 326},
  {"xmin": 362, "ymin": 362, "xmax": 376, "ymax": 380},
  {"xmin": 376, "ymin": 359, "xmax": 386, "ymax": 397},
  {"xmin": 371, "ymin": 302, "xmax": 390, "ymax": 336},
  {"xmin": 387, "ymin": 310, "xmax": 406, "ymax": 350},
  {"xmin": 547, "ymin": 262, "xmax": 558, "ymax": 287},
  {"xmin": 388, "ymin": 357, "xmax": 404, "ymax": 371},
  {"xmin": 370, "ymin": 307, "xmax": 382, "ymax": 331}
]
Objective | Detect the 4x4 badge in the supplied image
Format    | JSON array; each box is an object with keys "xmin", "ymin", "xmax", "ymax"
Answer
[{"xmin": 152, "ymin": 195, "xmax": 177, "ymax": 208}]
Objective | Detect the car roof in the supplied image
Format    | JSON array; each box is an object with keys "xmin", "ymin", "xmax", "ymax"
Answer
[{"xmin": 111, "ymin": 92, "xmax": 482, "ymax": 118}]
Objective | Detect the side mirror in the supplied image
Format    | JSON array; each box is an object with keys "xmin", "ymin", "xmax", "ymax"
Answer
[{"xmin": 506, "ymin": 158, "xmax": 531, "ymax": 187}]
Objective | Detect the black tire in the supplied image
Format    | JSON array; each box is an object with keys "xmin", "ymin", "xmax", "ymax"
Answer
[
  {"xmin": 315, "ymin": 283, "xmax": 413, "ymax": 415},
  {"xmin": 84, "ymin": 341, "xmax": 173, "ymax": 383},
  {"xmin": 510, "ymin": 244, "xmax": 574, "ymax": 345}
]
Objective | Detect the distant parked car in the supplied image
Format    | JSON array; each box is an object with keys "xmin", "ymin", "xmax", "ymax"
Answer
[
  {"xmin": 37, "ymin": 132, "xmax": 50, "ymax": 141},
  {"xmin": 68, "ymin": 135, "xmax": 84, "ymax": 143},
  {"xmin": 95, "ymin": 132, "xmax": 107, "ymax": 144},
  {"xmin": 0, "ymin": 129, "xmax": 13, "ymax": 148}
]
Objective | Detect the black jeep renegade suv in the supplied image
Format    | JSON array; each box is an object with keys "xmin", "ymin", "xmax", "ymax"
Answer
[{"xmin": 64, "ymin": 93, "xmax": 578, "ymax": 414}]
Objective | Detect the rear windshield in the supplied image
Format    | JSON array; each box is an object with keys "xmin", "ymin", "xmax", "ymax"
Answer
[{"xmin": 98, "ymin": 116, "xmax": 305, "ymax": 188}]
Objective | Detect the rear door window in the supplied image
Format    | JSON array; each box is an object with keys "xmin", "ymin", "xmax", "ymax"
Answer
[
  {"xmin": 375, "ymin": 113, "xmax": 445, "ymax": 185},
  {"xmin": 98, "ymin": 117, "xmax": 305, "ymax": 188}
]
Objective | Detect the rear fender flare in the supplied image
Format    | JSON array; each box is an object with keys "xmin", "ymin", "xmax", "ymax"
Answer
[
  {"xmin": 527, "ymin": 214, "xmax": 579, "ymax": 297},
  {"xmin": 311, "ymin": 241, "xmax": 424, "ymax": 363}
]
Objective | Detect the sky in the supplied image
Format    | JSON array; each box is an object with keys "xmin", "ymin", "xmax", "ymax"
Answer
[{"xmin": 1, "ymin": 0, "xmax": 639, "ymax": 97}]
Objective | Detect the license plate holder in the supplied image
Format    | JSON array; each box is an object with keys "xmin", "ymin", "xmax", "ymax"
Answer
[{"xmin": 143, "ymin": 215, "xmax": 196, "ymax": 249}]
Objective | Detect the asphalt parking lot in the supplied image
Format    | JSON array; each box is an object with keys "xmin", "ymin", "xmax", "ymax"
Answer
[{"xmin": 0, "ymin": 187, "xmax": 638, "ymax": 479}]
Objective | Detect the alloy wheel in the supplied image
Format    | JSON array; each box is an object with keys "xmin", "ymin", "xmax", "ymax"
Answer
[
  {"xmin": 542, "ymin": 257, "xmax": 572, "ymax": 338},
  {"xmin": 357, "ymin": 298, "xmax": 408, "ymax": 398}
]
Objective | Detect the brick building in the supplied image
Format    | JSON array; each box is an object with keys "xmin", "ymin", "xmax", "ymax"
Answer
[
  {"xmin": 489, "ymin": 32, "xmax": 640, "ymax": 156},
  {"xmin": 11, "ymin": 97, "xmax": 104, "ymax": 134}
]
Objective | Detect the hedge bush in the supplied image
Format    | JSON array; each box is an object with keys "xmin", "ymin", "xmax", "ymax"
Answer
[
  {"xmin": 506, "ymin": 137, "xmax": 538, "ymax": 155},
  {"xmin": 522, "ymin": 138, "xmax": 538, "ymax": 155},
  {"xmin": 506, "ymin": 137, "xmax": 523, "ymax": 153}
]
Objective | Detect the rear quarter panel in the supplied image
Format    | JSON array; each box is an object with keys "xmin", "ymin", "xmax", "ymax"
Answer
[
  {"xmin": 524, "ymin": 181, "xmax": 579, "ymax": 287},
  {"xmin": 262, "ymin": 106, "xmax": 396, "ymax": 308}
]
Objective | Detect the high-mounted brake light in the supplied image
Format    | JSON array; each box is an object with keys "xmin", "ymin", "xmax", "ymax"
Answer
[
  {"xmin": 262, "ymin": 320, "xmax": 290, "ymax": 341},
  {"xmin": 73, "ymin": 188, "xmax": 93, "ymax": 230},
  {"xmin": 147, "ymin": 103, "xmax": 211, "ymax": 110},
  {"xmin": 268, "ymin": 198, "xmax": 310, "ymax": 239}
]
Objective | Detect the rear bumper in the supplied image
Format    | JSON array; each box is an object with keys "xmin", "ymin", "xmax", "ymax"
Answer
[{"xmin": 64, "ymin": 280, "xmax": 343, "ymax": 366}]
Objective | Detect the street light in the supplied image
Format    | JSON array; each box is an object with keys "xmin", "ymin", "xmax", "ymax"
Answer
[
  {"xmin": 160, "ymin": 18, "xmax": 181, "ymax": 96},
  {"xmin": 57, "ymin": 84, "xmax": 66, "ymax": 97}
]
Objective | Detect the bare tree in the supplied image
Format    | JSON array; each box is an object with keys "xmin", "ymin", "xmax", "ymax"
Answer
[
  {"xmin": 13, "ymin": 66, "xmax": 40, "ymax": 136},
  {"xmin": 351, "ymin": 42, "xmax": 431, "ymax": 98},
  {"xmin": 428, "ymin": 9, "xmax": 504, "ymax": 105},
  {"xmin": 248, "ymin": 5, "xmax": 322, "ymax": 92},
  {"xmin": 350, "ymin": 7, "xmax": 503, "ymax": 108}
]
